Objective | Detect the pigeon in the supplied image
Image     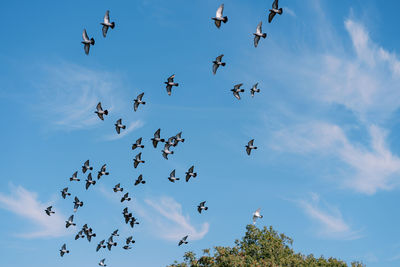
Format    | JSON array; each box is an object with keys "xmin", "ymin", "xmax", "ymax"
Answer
[
  {"xmin": 134, "ymin": 93, "xmax": 146, "ymax": 112},
  {"xmin": 250, "ymin": 83, "xmax": 260, "ymax": 97},
  {"xmin": 82, "ymin": 160, "xmax": 93, "ymax": 174},
  {"xmin": 121, "ymin": 192, "xmax": 131, "ymax": 203},
  {"xmin": 129, "ymin": 217, "xmax": 139, "ymax": 228},
  {"xmin": 268, "ymin": 0, "xmax": 283, "ymax": 23},
  {"xmin": 126, "ymin": 236, "xmax": 135, "ymax": 245},
  {"xmin": 151, "ymin": 128, "xmax": 165, "ymax": 148},
  {"xmin": 61, "ymin": 187, "xmax": 71, "ymax": 199},
  {"xmin": 173, "ymin": 132, "xmax": 185, "ymax": 146},
  {"xmin": 122, "ymin": 208, "xmax": 132, "ymax": 224},
  {"xmin": 123, "ymin": 245, "xmax": 132, "ymax": 250},
  {"xmin": 168, "ymin": 169, "xmax": 180, "ymax": 183},
  {"xmin": 133, "ymin": 152, "xmax": 145, "ymax": 168},
  {"xmin": 101, "ymin": 10, "xmax": 115, "ymax": 38},
  {"xmin": 165, "ymin": 136, "xmax": 176, "ymax": 147},
  {"xmin": 253, "ymin": 21, "xmax": 267, "ymax": 48},
  {"xmin": 75, "ymin": 230, "xmax": 85, "ymax": 240},
  {"xmin": 165, "ymin": 74, "xmax": 179, "ymax": 96},
  {"xmin": 60, "ymin": 243, "xmax": 69, "ymax": 257},
  {"xmin": 45, "ymin": 206, "xmax": 55, "ymax": 216},
  {"xmin": 115, "ymin": 118, "xmax": 126, "ymax": 134},
  {"xmin": 212, "ymin": 4, "xmax": 228, "ymax": 28},
  {"xmin": 212, "ymin": 54, "xmax": 226, "ymax": 75},
  {"xmin": 113, "ymin": 183, "xmax": 124, "ymax": 192},
  {"xmin": 82, "ymin": 224, "xmax": 89, "ymax": 235},
  {"xmin": 65, "ymin": 215, "xmax": 76, "ymax": 228},
  {"xmin": 185, "ymin": 166, "xmax": 197, "ymax": 182},
  {"xmin": 134, "ymin": 174, "xmax": 146, "ymax": 186},
  {"xmin": 73, "ymin": 196, "xmax": 84, "ymax": 212},
  {"xmin": 85, "ymin": 173, "xmax": 96, "ymax": 190},
  {"xmin": 82, "ymin": 29, "xmax": 95, "ymax": 55},
  {"xmin": 132, "ymin": 137, "xmax": 144, "ymax": 150},
  {"xmin": 99, "ymin": 258, "xmax": 107, "ymax": 266},
  {"xmin": 178, "ymin": 235, "xmax": 188, "ymax": 246},
  {"xmin": 111, "ymin": 229, "xmax": 119, "ymax": 237},
  {"xmin": 97, "ymin": 164, "xmax": 109, "ymax": 179},
  {"xmin": 95, "ymin": 102, "xmax": 108, "ymax": 121},
  {"xmin": 162, "ymin": 144, "xmax": 174, "ymax": 160},
  {"xmin": 96, "ymin": 240, "xmax": 106, "ymax": 252},
  {"xmin": 245, "ymin": 139, "xmax": 258, "ymax": 155},
  {"xmin": 231, "ymin": 83, "xmax": 245, "ymax": 100},
  {"xmin": 86, "ymin": 228, "xmax": 96, "ymax": 242},
  {"xmin": 197, "ymin": 201, "xmax": 208, "ymax": 214},
  {"xmin": 107, "ymin": 236, "xmax": 117, "ymax": 251},
  {"xmin": 69, "ymin": 171, "xmax": 80, "ymax": 182},
  {"xmin": 252, "ymin": 208, "xmax": 263, "ymax": 224}
]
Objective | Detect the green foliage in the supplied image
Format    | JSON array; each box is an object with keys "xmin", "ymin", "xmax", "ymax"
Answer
[{"xmin": 168, "ymin": 225, "xmax": 365, "ymax": 267}]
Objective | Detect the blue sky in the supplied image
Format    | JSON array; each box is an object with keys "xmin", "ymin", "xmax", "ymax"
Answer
[{"xmin": 1, "ymin": 0, "xmax": 400, "ymax": 266}]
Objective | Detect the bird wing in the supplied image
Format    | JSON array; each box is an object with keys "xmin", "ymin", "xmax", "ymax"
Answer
[
  {"xmin": 97, "ymin": 112, "xmax": 104, "ymax": 120},
  {"xmin": 101, "ymin": 164, "xmax": 106, "ymax": 172},
  {"xmin": 268, "ymin": 11, "xmax": 276, "ymax": 23},
  {"xmin": 155, "ymin": 128, "xmax": 161, "ymax": 138},
  {"xmin": 137, "ymin": 93, "xmax": 144, "ymax": 101},
  {"xmin": 252, "ymin": 215, "xmax": 257, "ymax": 224},
  {"xmin": 69, "ymin": 215, "xmax": 74, "ymax": 221},
  {"xmin": 82, "ymin": 29, "xmax": 89, "ymax": 42},
  {"xmin": 189, "ymin": 166, "xmax": 194, "ymax": 173},
  {"xmin": 214, "ymin": 20, "xmax": 221, "ymax": 28},
  {"xmin": 183, "ymin": 235, "xmax": 188, "ymax": 241},
  {"xmin": 84, "ymin": 43, "xmax": 90, "ymax": 55},
  {"xmin": 255, "ymin": 208, "xmax": 261, "ymax": 214},
  {"xmin": 272, "ymin": 0, "xmax": 279, "ymax": 9},
  {"xmin": 246, "ymin": 146, "xmax": 251, "ymax": 155},
  {"xmin": 85, "ymin": 180, "xmax": 90, "ymax": 190},
  {"xmin": 166, "ymin": 85, "xmax": 172, "ymax": 95},
  {"xmin": 102, "ymin": 25, "xmax": 109, "ymax": 38},
  {"xmin": 216, "ymin": 54, "xmax": 224, "ymax": 61},
  {"xmin": 116, "ymin": 124, "xmax": 121, "ymax": 134},
  {"xmin": 152, "ymin": 139, "xmax": 158, "ymax": 148},
  {"xmin": 216, "ymin": 4, "xmax": 224, "ymax": 17},
  {"xmin": 137, "ymin": 137, "xmax": 142, "ymax": 144},
  {"xmin": 233, "ymin": 91, "xmax": 241, "ymax": 100},
  {"xmin": 185, "ymin": 173, "xmax": 190, "ymax": 182},
  {"xmin": 256, "ymin": 21, "xmax": 262, "ymax": 34},
  {"xmin": 162, "ymin": 152, "xmax": 168, "ymax": 160},
  {"xmin": 254, "ymin": 35, "xmax": 260, "ymax": 48},
  {"xmin": 96, "ymin": 102, "xmax": 103, "ymax": 112},
  {"xmin": 134, "ymin": 101, "xmax": 139, "ymax": 112},
  {"xmin": 167, "ymin": 74, "xmax": 175, "ymax": 82},
  {"xmin": 249, "ymin": 139, "xmax": 254, "ymax": 146},
  {"xmin": 104, "ymin": 10, "xmax": 110, "ymax": 23},
  {"xmin": 234, "ymin": 83, "xmax": 243, "ymax": 89},
  {"xmin": 170, "ymin": 169, "xmax": 176, "ymax": 177},
  {"xmin": 212, "ymin": 63, "xmax": 219, "ymax": 75}
]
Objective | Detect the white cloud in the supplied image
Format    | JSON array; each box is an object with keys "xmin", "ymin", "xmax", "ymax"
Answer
[
  {"xmin": 104, "ymin": 120, "xmax": 144, "ymax": 141},
  {"xmin": 0, "ymin": 185, "xmax": 67, "ymax": 238}
]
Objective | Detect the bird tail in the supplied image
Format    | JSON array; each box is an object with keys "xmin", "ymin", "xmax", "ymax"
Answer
[
  {"xmin": 91, "ymin": 38, "xmax": 95, "ymax": 45},
  {"xmin": 176, "ymin": 178, "xmax": 180, "ymax": 180},
  {"xmin": 223, "ymin": 16, "xmax": 228, "ymax": 23},
  {"xmin": 205, "ymin": 207, "xmax": 208, "ymax": 210},
  {"xmin": 104, "ymin": 110, "xmax": 108, "ymax": 115},
  {"xmin": 122, "ymin": 125, "xmax": 126, "ymax": 129},
  {"xmin": 278, "ymin": 8, "xmax": 283, "ymax": 14},
  {"xmin": 260, "ymin": 215, "xmax": 263, "ymax": 218},
  {"xmin": 111, "ymin": 22, "xmax": 115, "ymax": 29},
  {"xmin": 142, "ymin": 101, "xmax": 146, "ymax": 105},
  {"xmin": 142, "ymin": 181, "xmax": 146, "ymax": 184},
  {"xmin": 175, "ymin": 83, "xmax": 179, "ymax": 87},
  {"xmin": 171, "ymin": 151, "xmax": 174, "ymax": 154},
  {"xmin": 262, "ymin": 33, "xmax": 267, "ymax": 39},
  {"xmin": 105, "ymin": 172, "xmax": 109, "ymax": 175},
  {"xmin": 221, "ymin": 62, "xmax": 226, "ymax": 66},
  {"xmin": 254, "ymin": 147, "xmax": 258, "ymax": 149},
  {"xmin": 93, "ymin": 181, "xmax": 97, "ymax": 185},
  {"xmin": 66, "ymin": 250, "xmax": 70, "ymax": 253},
  {"xmin": 181, "ymin": 138, "xmax": 185, "ymax": 142},
  {"xmin": 193, "ymin": 173, "xmax": 197, "ymax": 177}
]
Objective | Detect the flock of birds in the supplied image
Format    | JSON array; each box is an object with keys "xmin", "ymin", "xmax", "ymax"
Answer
[{"xmin": 48, "ymin": 1, "xmax": 284, "ymax": 265}]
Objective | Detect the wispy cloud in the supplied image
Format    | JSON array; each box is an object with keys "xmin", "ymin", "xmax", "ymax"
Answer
[
  {"xmin": 104, "ymin": 120, "xmax": 144, "ymax": 141},
  {"xmin": 0, "ymin": 185, "xmax": 67, "ymax": 238}
]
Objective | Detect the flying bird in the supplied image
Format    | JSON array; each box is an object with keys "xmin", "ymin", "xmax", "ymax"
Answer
[
  {"xmin": 121, "ymin": 192, "xmax": 131, "ymax": 202},
  {"xmin": 133, "ymin": 152, "xmax": 145, "ymax": 168},
  {"xmin": 73, "ymin": 197, "xmax": 84, "ymax": 212},
  {"xmin": 252, "ymin": 208, "xmax": 263, "ymax": 224},
  {"xmin": 185, "ymin": 165, "xmax": 197, "ymax": 182},
  {"xmin": 268, "ymin": 0, "xmax": 283, "ymax": 23},
  {"xmin": 95, "ymin": 102, "xmax": 108, "ymax": 120},
  {"xmin": 115, "ymin": 118, "xmax": 126, "ymax": 134},
  {"xmin": 99, "ymin": 258, "xmax": 107, "ymax": 266},
  {"xmin": 45, "ymin": 206, "xmax": 55, "ymax": 216},
  {"xmin": 151, "ymin": 128, "xmax": 165, "ymax": 148},
  {"xmin": 82, "ymin": 29, "xmax": 95, "ymax": 55},
  {"xmin": 162, "ymin": 144, "xmax": 174, "ymax": 160},
  {"xmin": 134, "ymin": 174, "xmax": 146, "ymax": 186},
  {"xmin": 85, "ymin": 173, "xmax": 96, "ymax": 190},
  {"xmin": 97, "ymin": 164, "xmax": 109, "ymax": 179},
  {"xmin": 165, "ymin": 74, "xmax": 179, "ymax": 96},
  {"xmin": 113, "ymin": 183, "xmax": 124, "ymax": 192},
  {"xmin": 212, "ymin": 4, "xmax": 228, "ymax": 28},
  {"xmin": 122, "ymin": 207, "xmax": 132, "ymax": 223},
  {"xmin": 165, "ymin": 136, "xmax": 176, "ymax": 147},
  {"xmin": 231, "ymin": 83, "xmax": 245, "ymax": 100},
  {"xmin": 132, "ymin": 137, "xmax": 144, "ymax": 150},
  {"xmin": 197, "ymin": 201, "xmax": 208, "ymax": 214},
  {"xmin": 69, "ymin": 171, "xmax": 80, "ymax": 182},
  {"xmin": 134, "ymin": 93, "xmax": 146, "ymax": 111},
  {"xmin": 168, "ymin": 169, "xmax": 180, "ymax": 183},
  {"xmin": 173, "ymin": 132, "xmax": 185, "ymax": 146},
  {"xmin": 65, "ymin": 215, "xmax": 76, "ymax": 228},
  {"xmin": 86, "ymin": 228, "xmax": 96, "ymax": 242},
  {"xmin": 245, "ymin": 139, "xmax": 258, "ymax": 155},
  {"xmin": 101, "ymin": 10, "xmax": 115, "ymax": 38},
  {"xmin": 250, "ymin": 83, "xmax": 260, "ymax": 97},
  {"xmin": 212, "ymin": 54, "xmax": 226, "ymax": 75},
  {"xmin": 129, "ymin": 217, "xmax": 139, "ymax": 228},
  {"xmin": 126, "ymin": 236, "xmax": 135, "ymax": 245},
  {"xmin": 253, "ymin": 21, "xmax": 267, "ymax": 47},
  {"xmin": 60, "ymin": 244, "xmax": 69, "ymax": 257},
  {"xmin": 61, "ymin": 187, "xmax": 71, "ymax": 199},
  {"xmin": 96, "ymin": 240, "xmax": 106, "ymax": 252},
  {"xmin": 123, "ymin": 245, "xmax": 132, "ymax": 250},
  {"xmin": 82, "ymin": 160, "xmax": 93, "ymax": 174},
  {"xmin": 111, "ymin": 229, "xmax": 119, "ymax": 237},
  {"xmin": 107, "ymin": 236, "xmax": 117, "ymax": 251},
  {"xmin": 75, "ymin": 230, "xmax": 85, "ymax": 240},
  {"xmin": 178, "ymin": 235, "xmax": 188, "ymax": 246}
]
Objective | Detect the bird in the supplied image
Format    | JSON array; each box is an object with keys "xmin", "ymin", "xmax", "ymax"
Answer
[
  {"xmin": 231, "ymin": 83, "xmax": 245, "ymax": 100},
  {"xmin": 165, "ymin": 74, "xmax": 179, "ymax": 96},
  {"xmin": 151, "ymin": 128, "xmax": 165, "ymax": 148},
  {"xmin": 134, "ymin": 174, "xmax": 146, "ymax": 186},
  {"xmin": 165, "ymin": 136, "xmax": 176, "ymax": 147},
  {"xmin": 96, "ymin": 240, "xmax": 106, "ymax": 252},
  {"xmin": 115, "ymin": 118, "xmax": 126, "ymax": 134},
  {"xmin": 113, "ymin": 183, "xmax": 124, "ymax": 192},
  {"xmin": 121, "ymin": 192, "xmax": 131, "ymax": 202},
  {"xmin": 252, "ymin": 208, "xmax": 263, "ymax": 224},
  {"xmin": 178, "ymin": 235, "xmax": 188, "ymax": 246},
  {"xmin": 75, "ymin": 230, "xmax": 85, "ymax": 240},
  {"xmin": 134, "ymin": 93, "xmax": 146, "ymax": 112},
  {"xmin": 95, "ymin": 102, "xmax": 108, "ymax": 121},
  {"xmin": 73, "ymin": 197, "xmax": 84, "ymax": 212},
  {"xmin": 82, "ymin": 160, "xmax": 93, "ymax": 174},
  {"xmin": 111, "ymin": 229, "xmax": 119, "ymax": 237},
  {"xmin": 162, "ymin": 143, "xmax": 174, "ymax": 160},
  {"xmin": 126, "ymin": 236, "xmax": 135, "ymax": 245},
  {"xmin": 61, "ymin": 187, "xmax": 71, "ymax": 199},
  {"xmin": 253, "ymin": 21, "xmax": 267, "ymax": 48},
  {"xmin": 212, "ymin": 4, "xmax": 228, "ymax": 28},
  {"xmin": 86, "ymin": 228, "xmax": 96, "ymax": 242},
  {"xmin": 245, "ymin": 139, "xmax": 258, "ymax": 155},
  {"xmin": 185, "ymin": 166, "xmax": 197, "ymax": 182},
  {"xmin": 168, "ymin": 169, "xmax": 180, "ymax": 183},
  {"xmin": 107, "ymin": 236, "xmax": 117, "ymax": 251},
  {"xmin": 45, "ymin": 206, "xmax": 55, "ymax": 216},
  {"xmin": 173, "ymin": 132, "xmax": 185, "ymax": 146},
  {"xmin": 97, "ymin": 164, "xmax": 109, "ymax": 179},
  {"xmin": 82, "ymin": 224, "xmax": 89, "ymax": 234},
  {"xmin": 65, "ymin": 215, "xmax": 76, "ymax": 228},
  {"xmin": 197, "ymin": 201, "xmax": 208, "ymax": 214},
  {"xmin": 268, "ymin": 0, "xmax": 283, "ymax": 23},
  {"xmin": 60, "ymin": 243, "xmax": 69, "ymax": 257},
  {"xmin": 122, "ymin": 208, "xmax": 132, "ymax": 224},
  {"xmin": 69, "ymin": 171, "xmax": 80, "ymax": 182},
  {"xmin": 129, "ymin": 217, "xmax": 139, "ymax": 228},
  {"xmin": 85, "ymin": 173, "xmax": 96, "ymax": 190},
  {"xmin": 99, "ymin": 258, "xmax": 107, "ymax": 266},
  {"xmin": 212, "ymin": 54, "xmax": 226, "ymax": 75},
  {"xmin": 250, "ymin": 83, "xmax": 260, "ymax": 97},
  {"xmin": 132, "ymin": 137, "xmax": 144, "ymax": 150},
  {"xmin": 101, "ymin": 10, "xmax": 115, "ymax": 38},
  {"xmin": 133, "ymin": 152, "xmax": 145, "ymax": 168},
  {"xmin": 82, "ymin": 29, "xmax": 95, "ymax": 55},
  {"xmin": 123, "ymin": 245, "xmax": 132, "ymax": 250}
]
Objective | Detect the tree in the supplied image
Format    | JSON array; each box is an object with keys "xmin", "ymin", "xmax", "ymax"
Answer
[{"xmin": 168, "ymin": 225, "xmax": 365, "ymax": 267}]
